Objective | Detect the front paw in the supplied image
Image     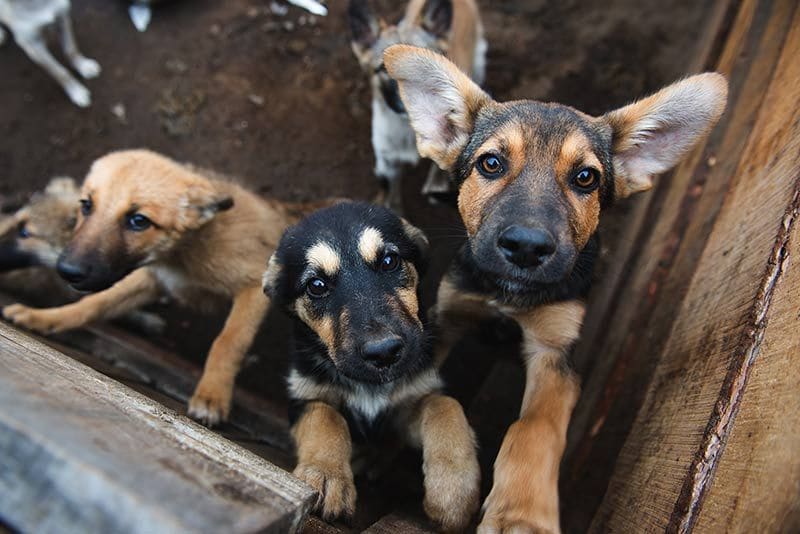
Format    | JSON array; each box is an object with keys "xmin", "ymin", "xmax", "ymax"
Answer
[
  {"xmin": 477, "ymin": 420, "xmax": 562, "ymax": 534},
  {"xmin": 424, "ymin": 451, "xmax": 480, "ymax": 531},
  {"xmin": 74, "ymin": 57, "xmax": 101, "ymax": 79},
  {"xmin": 294, "ymin": 461, "xmax": 356, "ymax": 522},
  {"xmin": 2, "ymin": 303, "xmax": 75, "ymax": 334},
  {"xmin": 187, "ymin": 378, "xmax": 232, "ymax": 426}
]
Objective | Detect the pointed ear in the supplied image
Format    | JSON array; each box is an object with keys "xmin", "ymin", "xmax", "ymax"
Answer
[
  {"xmin": 348, "ymin": 0, "xmax": 380, "ymax": 60},
  {"xmin": 44, "ymin": 176, "xmax": 79, "ymax": 198},
  {"xmin": 384, "ymin": 45, "xmax": 490, "ymax": 171},
  {"xmin": 179, "ymin": 184, "xmax": 233, "ymax": 231},
  {"xmin": 419, "ymin": 0, "xmax": 453, "ymax": 40},
  {"xmin": 262, "ymin": 253, "xmax": 282, "ymax": 300},
  {"xmin": 603, "ymin": 72, "xmax": 728, "ymax": 198}
]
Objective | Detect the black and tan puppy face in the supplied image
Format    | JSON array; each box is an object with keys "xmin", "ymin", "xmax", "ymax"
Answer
[
  {"xmin": 264, "ymin": 202, "xmax": 429, "ymax": 384},
  {"xmin": 349, "ymin": 0, "xmax": 453, "ymax": 114},
  {"xmin": 385, "ymin": 45, "xmax": 728, "ymax": 291}
]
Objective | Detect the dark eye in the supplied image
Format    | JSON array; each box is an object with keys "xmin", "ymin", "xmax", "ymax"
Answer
[
  {"xmin": 477, "ymin": 154, "xmax": 505, "ymax": 178},
  {"xmin": 572, "ymin": 168, "xmax": 600, "ymax": 192},
  {"xmin": 80, "ymin": 198, "xmax": 92, "ymax": 216},
  {"xmin": 126, "ymin": 213, "xmax": 152, "ymax": 232},
  {"xmin": 306, "ymin": 277, "xmax": 329, "ymax": 298},
  {"xmin": 380, "ymin": 252, "xmax": 400, "ymax": 272},
  {"xmin": 17, "ymin": 222, "xmax": 30, "ymax": 239}
]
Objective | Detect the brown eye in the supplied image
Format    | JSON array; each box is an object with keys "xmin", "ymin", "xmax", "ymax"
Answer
[
  {"xmin": 572, "ymin": 168, "xmax": 600, "ymax": 192},
  {"xmin": 380, "ymin": 252, "xmax": 400, "ymax": 272},
  {"xmin": 477, "ymin": 154, "xmax": 505, "ymax": 178},
  {"xmin": 306, "ymin": 277, "xmax": 329, "ymax": 298},
  {"xmin": 80, "ymin": 198, "xmax": 92, "ymax": 216}
]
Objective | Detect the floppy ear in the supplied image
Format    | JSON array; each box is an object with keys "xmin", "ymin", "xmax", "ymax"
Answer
[
  {"xmin": 384, "ymin": 45, "xmax": 491, "ymax": 171},
  {"xmin": 419, "ymin": 0, "xmax": 453, "ymax": 40},
  {"xmin": 348, "ymin": 0, "xmax": 380, "ymax": 61},
  {"xmin": 401, "ymin": 217, "xmax": 430, "ymax": 274},
  {"xmin": 603, "ymin": 72, "xmax": 728, "ymax": 198},
  {"xmin": 262, "ymin": 253, "xmax": 282, "ymax": 299},
  {"xmin": 178, "ymin": 184, "xmax": 234, "ymax": 231}
]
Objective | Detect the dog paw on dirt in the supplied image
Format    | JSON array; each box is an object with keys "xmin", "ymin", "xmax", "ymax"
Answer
[
  {"xmin": 187, "ymin": 379, "xmax": 232, "ymax": 426},
  {"xmin": 2, "ymin": 303, "xmax": 79, "ymax": 334},
  {"xmin": 294, "ymin": 461, "xmax": 356, "ymax": 522}
]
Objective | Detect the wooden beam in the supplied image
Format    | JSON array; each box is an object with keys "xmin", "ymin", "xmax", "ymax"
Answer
[{"xmin": 0, "ymin": 323, "xmax": 314, "ymax": 533}]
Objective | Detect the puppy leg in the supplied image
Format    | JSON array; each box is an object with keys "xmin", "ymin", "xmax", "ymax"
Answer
[
  {"xmin": 292, "ymin": 401, "xmax": 356, "ymax": 521},
  {"xmin": 58, "ymin": 10, "xmax": 101, "ymax": 79},
  {"xmin": 14, "ymin": 32, "xmax": 91, "ymax": 107},
  {"xmin": 478, "ymin": 301, "xmax": 584, "ymax": 534},
  {"xmin": 188, "ymin": 286, "xmax": 268, "ymax": 425},
  {"xmin": 408, "ymin": 394, "xmax": 480, "ymax": 532},
  {"xmin": 2, "ymin": 268, "xmax": 160, "ymax": 334}
]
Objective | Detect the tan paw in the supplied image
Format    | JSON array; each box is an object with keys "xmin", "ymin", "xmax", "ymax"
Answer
[
  {"xmin": 187, "ymin": 378, "xmax": 232, "ymax": 427},
  {"xmin": 423, "ymin": 451, "xmax": 481, "ymax": 532},
  {"xmin": 477, "ymin": 516, "xmax": 558, "ymax": 534},
  {"xmin": 2, "ymin": 303, "xmax": 75, "ymax": 334},
  {"xmin": 294, "ymin": 462, "xmax": 356, "ymax": 522}
]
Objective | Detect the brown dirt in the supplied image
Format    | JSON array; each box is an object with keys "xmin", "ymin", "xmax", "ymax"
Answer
[{"xmin": 0, "ymin": 0, "xmax": 719, "ymax": 530}]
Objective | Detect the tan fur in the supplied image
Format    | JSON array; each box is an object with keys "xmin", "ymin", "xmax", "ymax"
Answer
[
  {"xmin": 306, "ymin": 241, "xmax": 341, "ymax": 277},
  {"xmin": 292, "ymin": 401, "xmax": 357, "ymax": 521},
  {"xmin": 2, "ymin": 150, "xmax": 302, "ymax": 425},
  {"xmin": 358, "ymin": 226, "xmax": 383, "ymax": 263},
  {"xmin": 407, "ymin": 393, "xmax": 481, "ymax": 532},
  {"xmin": 395, "ymin": 261, "xmax": 421, "ymax": 320},
  {"xmin": 296, "ymin": 299, "xmax": 338, "ymax": 358}
]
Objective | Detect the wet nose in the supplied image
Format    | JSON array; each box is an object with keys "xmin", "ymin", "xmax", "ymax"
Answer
[
  {"xmin": 497, "ymin": 225, "xmax": 556, "ymax": 269},
  {"xmin": 57, "ymin": 256, "xmax": 90, "ymax": 285},
  {"xmin": 361, "ymin": 336, "xmax": 404, "ymax": 369}
]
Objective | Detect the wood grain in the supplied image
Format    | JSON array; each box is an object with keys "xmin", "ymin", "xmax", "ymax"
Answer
[{"xmin": 0, "ymin": 323, "xmax": 314, "ymax": 534}]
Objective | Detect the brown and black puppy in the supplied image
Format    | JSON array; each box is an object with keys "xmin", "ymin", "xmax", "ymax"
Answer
[
  {"xmin": 349, "ymin": 0, "xmax": 486, "ymax": 206},
  {"xmin": 1, "ymin": 149, "xmax": 299, "ymax": 425},
  {"xmin": 384, "ymin": 45, "xmax": 728, "ymax": 533},
  {"xmin": 264, "ymin": 202, "xmax": 480, "ymax": 531}
]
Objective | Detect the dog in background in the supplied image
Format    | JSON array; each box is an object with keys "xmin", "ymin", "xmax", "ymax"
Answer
[
  {"xmin": 385, "ymin": 45, "xmax": 727, "ymax": 532},
  {"xmin": 263, "ymin": 202, "xmax": 480, "ymax": 530},
  {"xmin": 1, "ymin": 149, "xmax": 305, "ymax": 425},
  {"xmin": 0, "ymin": 0, "xmax": 100, "ymax": 107},
  {"xmin": 348, "ymin": 0, "xmax": 486, "ymax": 209}
]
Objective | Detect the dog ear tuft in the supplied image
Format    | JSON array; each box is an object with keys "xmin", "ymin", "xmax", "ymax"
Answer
[
  {"xmin": 603, "ymin": 72, "xmax": 728, "ymax": 198},
  {"xmin": 401, "ymin": 217, "xmax": 430, "ymax": 273},
  {"xmin": 44, "ymin": 176, "xmax": 79, "ymax": 198},
  {"xmin": 180, "ymin": 185, "xmax": 234, "ymax": 230},
  {"xmin": 420, "ymin": 0, "xmax": 453, "ymax": 39},
  {"xmin": 348, "ymin": 0, "xmax": 380, "ymax": 57},
  {"xmin": 262, "ymin": 253, "xmax": 283, "ymax": 299},
  {"xmin": 383, "ymin": 45, "xmax": 490, "ymax": 171}
]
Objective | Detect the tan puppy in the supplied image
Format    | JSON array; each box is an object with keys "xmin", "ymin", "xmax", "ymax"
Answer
[
  {"xmin": 349, "ymin": 0, "xmax": 486, "ymax": 206},
  {"xmin": 2, "ymin": 150, "xmax": 298, "ymax": 425},
  {"xmin": 385, "ymin": 45, "xmax": 727, "ymax": 532}
]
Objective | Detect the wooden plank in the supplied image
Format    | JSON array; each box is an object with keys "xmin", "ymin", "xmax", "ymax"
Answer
[
  {"xmin": 0, "ymin": 323, "xmax": 314, "ymax": 534},
  {"xmin": 362, "ymin": 513, "xmax": 435, "ymax": 534},
  {"xmin": 587, "ymin": 1, "xmax": 800, "ymax": 529},
  {"xmin": 563, "ymin": 1, "xmax": 799, "ymax": 530}
]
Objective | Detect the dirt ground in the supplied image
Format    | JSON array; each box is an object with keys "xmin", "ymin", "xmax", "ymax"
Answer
[{"xmin": 0, "ymin": 0, "xmax": 719, "ymax": 529}]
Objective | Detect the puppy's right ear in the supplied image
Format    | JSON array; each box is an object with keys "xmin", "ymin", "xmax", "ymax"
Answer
[
  {"xmin": 348, "ymin": 0, "xmax": 379, "ymax": 62},
  {"xmin": 384, "ymin": 45, "xmax": 490, "ymax": 171},
  {"xmin": 262, "ymin": 253, "xmax": 283, "ymax": 300},
  {"xmin": 401, "ymin": 217, "xmax": 430, "ymax": 274}
]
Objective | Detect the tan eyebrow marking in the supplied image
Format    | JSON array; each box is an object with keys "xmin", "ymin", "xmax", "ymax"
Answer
[
  {"xmin": 306, "ymin": 241, "xmax": 341, "ymax": 276},
  {"xmin": 358, "ymin": 227, "xmax": 384, "ymax": 263}
]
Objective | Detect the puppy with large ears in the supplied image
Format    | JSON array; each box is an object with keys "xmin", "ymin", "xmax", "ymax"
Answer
[
  {"xmin": 2, "ymin": 149, "xmax": 298, "ymax": 426},
  {"xmin": 348, "ymin": 0, "xmax": 486, "ymax": 207},
  {"xmin": 264, "ymin": 202, "xmax": 480, "ymax": 531},
  {"xmin": 385, "ymin": 45, "xmax": 728, "ymax": 533}
]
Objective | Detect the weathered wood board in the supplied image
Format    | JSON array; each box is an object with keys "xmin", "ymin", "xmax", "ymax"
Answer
[{"xmin": 0, "ymin": 322, "xmax": 314, "ymax": 534}]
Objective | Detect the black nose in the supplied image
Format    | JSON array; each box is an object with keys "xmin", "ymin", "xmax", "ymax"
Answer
[
  {"xmin": 57, "ymin": 257, "xmax": 90, "ymax": 285},
  {"xmin": 361, "ymin": 336, "xmax": 404, "ymax": 369},
  {"xmin": 498, "ymin": 226, "xmax": 556, "ymax": 269}
]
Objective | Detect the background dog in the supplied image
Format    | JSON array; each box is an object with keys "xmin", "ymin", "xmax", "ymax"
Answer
[
  {"xmin": 348, "ymin": 0, "xmax": 486, "ymax": 208},
  {"xmin": 264, "ymin": 201, "xmax": 480, "ymax": 530},
  {"xmin": 1, "ymin": 149, "xmax": 301, "ymax": 426},
  {"xmin": 0, "ymin": 0, "xmax": 100, "ymax": 107},
  {"xmin": 385, "ymin": 45, "xmax": 728, "ymax": 533}
]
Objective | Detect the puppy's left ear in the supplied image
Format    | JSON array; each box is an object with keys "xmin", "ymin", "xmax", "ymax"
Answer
[
  {"xmin": 603, "ymin": 72, "xmax": 728, "ymax": 198},
  {"xmin": 401, "ymin": 217, "xmax": 430, "ymax": 273},
  {"xmin": 179, "ymin": 184, "xmax": 233, "ymax": 230},
  {"xmin": 262, "ymin": 253, "xmax": 282, "ymax": 300}
]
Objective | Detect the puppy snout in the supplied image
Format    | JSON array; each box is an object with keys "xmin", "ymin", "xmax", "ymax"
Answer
[
  {"xmin": 361, "ymin": 336, "xmax": 404, "ymax": 369},
  {"xmin": 497, "ymin": 225, "xmax": 556, "ymax": 269},
  {"xmin": 56, "ymin": 256, "xmax": 91, "ymax": 285}
]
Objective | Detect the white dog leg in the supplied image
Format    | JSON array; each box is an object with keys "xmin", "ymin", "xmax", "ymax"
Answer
[
  {"xmin": 15, "ymin": 34, "xmax": 91, "ymax": 107},
  {"xmin": 0, "ymin": 27, "xmax": 7, "ymax": 46},
  {"xmin": 59, "ymin": 11, "xmax": 101, "ymax": 79}
]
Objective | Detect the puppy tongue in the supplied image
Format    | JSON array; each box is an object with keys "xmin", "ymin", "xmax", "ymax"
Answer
[{"xmin": 129, "ymin": 5, "xmax": 152, "ymax": 32}]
